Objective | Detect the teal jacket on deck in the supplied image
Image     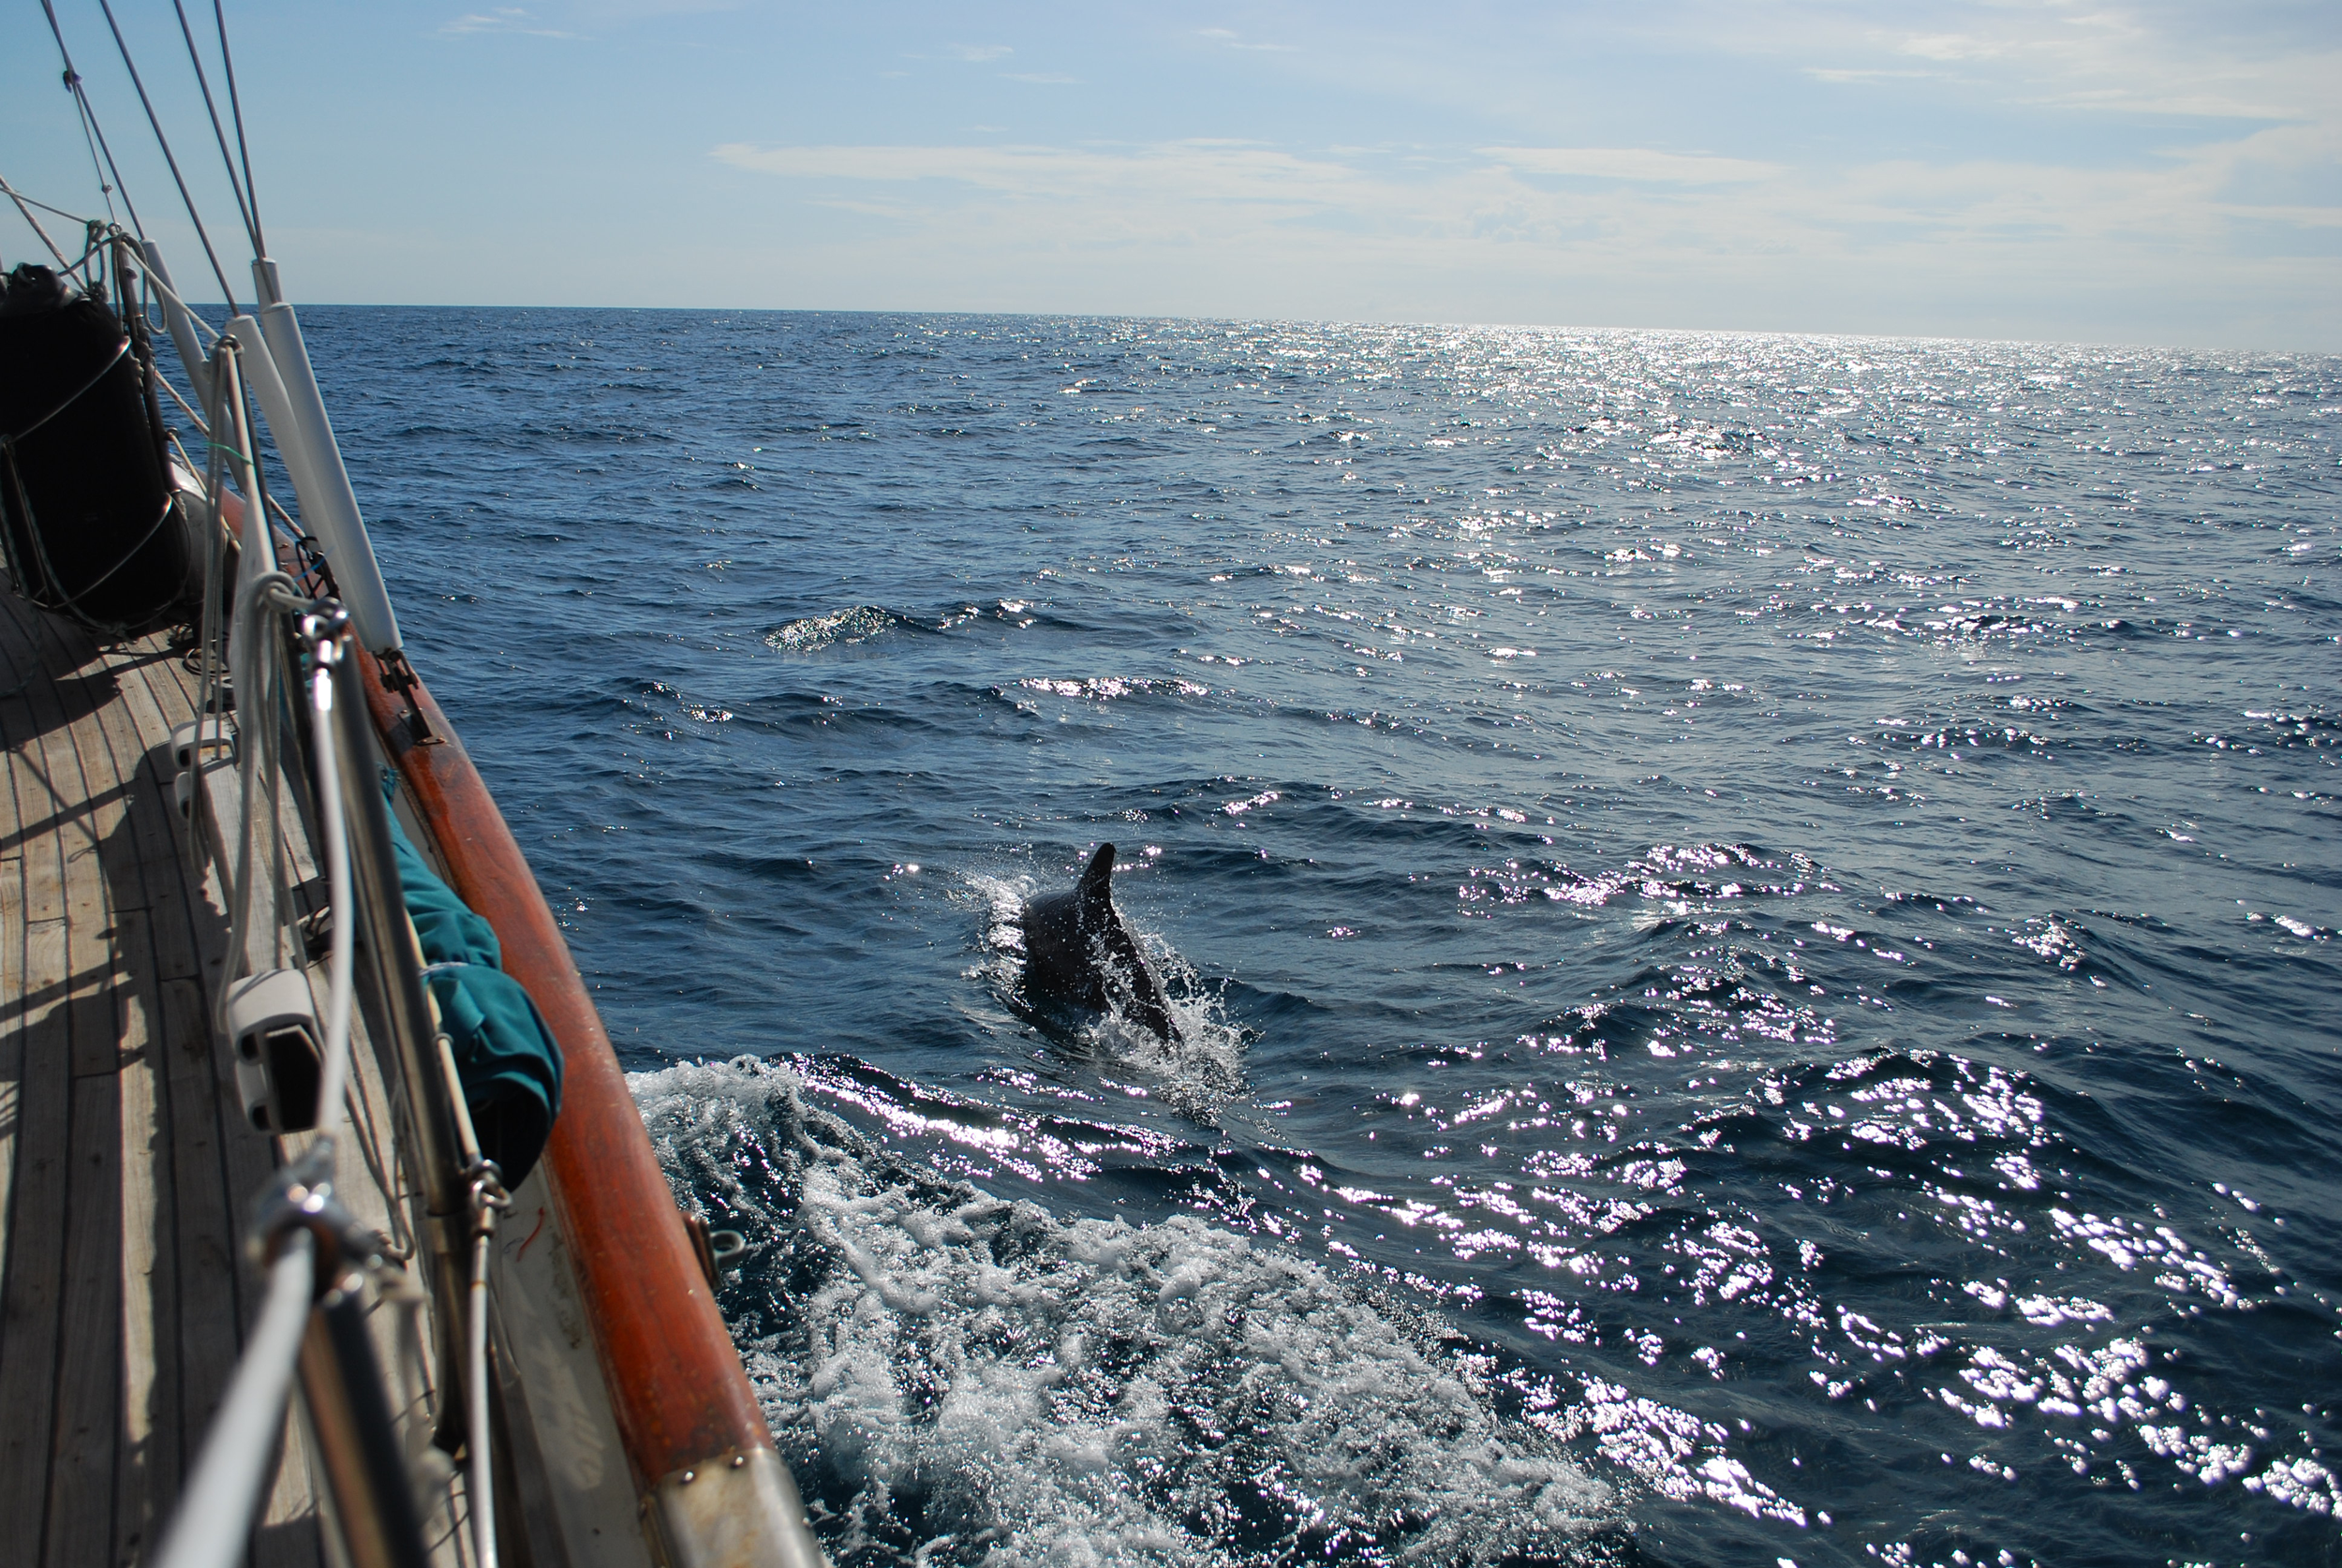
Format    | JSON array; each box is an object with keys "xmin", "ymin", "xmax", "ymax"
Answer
[{"xmin": 383, "ymin": 779, "xmax": 564, "ymax": 1188}]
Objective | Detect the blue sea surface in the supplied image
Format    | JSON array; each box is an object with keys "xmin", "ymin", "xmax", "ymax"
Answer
[{"xmin": 300, "ymin": 309, "xmax": 2338, "ymax": 1566}]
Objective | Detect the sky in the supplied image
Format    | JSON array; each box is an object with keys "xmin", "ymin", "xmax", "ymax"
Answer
[{"xmin": 2, "ymin": 1, "xmax": 2337, "ymax": 348}]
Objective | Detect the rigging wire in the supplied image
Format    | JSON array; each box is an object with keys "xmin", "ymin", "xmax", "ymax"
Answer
[
  {"xmin": 0, "ymin": 179, "xmax": 75, "ymax": 270},
  {"xmin": 74, "ymin": 83, "xmax": 143, "ymax": 240},
  {"xmin": 68, "ymin": 72, "xmax": 118, "ymax": 226},
  {"xmin": 159, "ymin": 366, "xmax": 211, "ymax": 435},
  {"xmin": 0, "ymin": 177, "xmax": 107, "ymax": 229},
  {"xmin": 212, "ymin": 0, "xmax": 264, "ymax": 258},
  {"xmin": 169, "ymin": 0, "xmax": 259, "ymax": 257},
  {"xmin": 36, "ymin": 1, "xmax": 146, "ymax": 242},
  {"xmin": 87, "ymin": 0, "xmax": 240, "ymax": 313}
]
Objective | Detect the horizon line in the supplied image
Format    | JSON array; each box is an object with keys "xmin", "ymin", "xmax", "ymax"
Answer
[{"xmin": 146, "ymin": 300, "xmax": 2337, "ymax": 358}]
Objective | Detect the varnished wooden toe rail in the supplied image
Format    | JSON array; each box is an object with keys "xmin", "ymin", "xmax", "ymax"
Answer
[{"xmin": 356, "ymin": 650, "xmax": 823, "ymax": 1568}]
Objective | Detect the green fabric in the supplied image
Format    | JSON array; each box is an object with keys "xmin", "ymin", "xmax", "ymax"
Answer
[{"xmin": 382, "ymin": 775, "xmax": 563, "ymax": 1187}]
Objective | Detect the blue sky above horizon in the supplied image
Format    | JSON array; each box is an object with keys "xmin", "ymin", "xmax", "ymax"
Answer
[{"xmin": 3, "ymin": 2, "xmax": 2336, "ymax": 348}]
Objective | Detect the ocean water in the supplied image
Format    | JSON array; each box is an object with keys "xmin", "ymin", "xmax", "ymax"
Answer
[{"xmin": 293, "ymin": 308, "xmax": 2338, "ymax": 1566}]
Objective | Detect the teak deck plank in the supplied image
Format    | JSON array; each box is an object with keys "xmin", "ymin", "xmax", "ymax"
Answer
[
  {"xmin": 88, "ymin": 642, "xmax": 261, "ymax": 1542},
  {"xmin": 1, "ymin": 570, "xmax": 485, "ymax": 1568},
  {"xmin": 0, "ymin": 849, "xmax": 22, "ymax": 1308},
  {"xmin": 0, "ymin": 599, "xmax": 36, "ymax": 1331},
  {"xmin": 98, "ymin": 637, "xmax": 266, "ymax": 1549},
  {"xmin": 61, "ymin": 674, "xmax": 134, "ymax": 1087},
  {"xmin": 157, "ymin": 965, "xmax": 247, "ymax": 1527},
  {"xmin": 0, "ymin": 592, "xmax": 327, "ymax": 1568},
  {"xmin": 0, "ymin": 595, "xmax": 85, "ymax": 1552},
  {"xmin": 45, "ymin": 1072, "xmax": 126, "ymax": 1567},
  {"xmin": 37, "ymin": 612, "xmax": 160, "ymax": 1568},
  {"xmin": 76, "ymin": 636, "xmax": 202, "ymax": 1568},
  {"xmin": 112, "ymin": 957, "xmax": 171, "ymax": 1568},
  {"xmin": 109, "ymin": 657, "xmax": 213, "ymax": 984}
]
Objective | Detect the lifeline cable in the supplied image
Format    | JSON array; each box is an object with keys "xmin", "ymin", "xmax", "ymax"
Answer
[
  {"xmin": 190, "ymin": 342, "xmax": 233, "ymax": 792},
  {"xmin": 432, "ymin": 1031, "xmax": 509, "ymax": 1568},
  {"xmin": 147, "ymin": 620, "xmax": 373, "ymax": 1568}
]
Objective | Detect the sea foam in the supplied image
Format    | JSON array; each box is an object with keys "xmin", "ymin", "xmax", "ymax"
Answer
[{"xmin": 633, "ymin": 1057, "xmax": 1618, "ymax": 1566}]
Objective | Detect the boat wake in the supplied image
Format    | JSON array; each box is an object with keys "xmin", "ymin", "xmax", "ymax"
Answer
[{"xmin": 633, "ymin": 1058, "xmax": 1622, "ymax": 1567}]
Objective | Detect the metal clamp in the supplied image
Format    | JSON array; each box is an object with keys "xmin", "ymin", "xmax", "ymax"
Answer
[
  {"xmin": 245, "ymin": 1140, "xmax": 385, "ymax": 1294},
  {"xmin": 296, "ymin": 598, "xmax": 350, "ymax": 662},
  {"xmin": 466, "ymin": 1160, "xmax": 511, "ymax": 1232}
]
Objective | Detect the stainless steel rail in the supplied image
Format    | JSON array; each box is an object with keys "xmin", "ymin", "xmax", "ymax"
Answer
[
  {"xmin": 151, "ymin": 333, "xmax": 491, "ymax": 1567},
  {"xmin": 146, "ymin": 1233, "xmax": 318, "ymax": 1568}
]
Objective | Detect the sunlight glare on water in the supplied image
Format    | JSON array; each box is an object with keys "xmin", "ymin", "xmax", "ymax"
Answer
[{"xmin": 305, "ymin": 310, "xmax": 2342, "ymax": 1567}]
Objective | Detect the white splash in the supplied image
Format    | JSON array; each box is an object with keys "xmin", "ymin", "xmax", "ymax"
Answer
[{"xmin": 632, "ymin": 1058, "xmax": 1617, "ymax": 1566}]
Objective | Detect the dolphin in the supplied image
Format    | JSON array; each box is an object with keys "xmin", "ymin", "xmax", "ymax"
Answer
[{"xmin": 1020, "ymin": 843, "xmax": 1181, "ymax": 1043}]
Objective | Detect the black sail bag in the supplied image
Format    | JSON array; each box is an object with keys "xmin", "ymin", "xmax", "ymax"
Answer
[{"xmin": 0, "ymin": 262, "xmax": 201, "ymax": 635}]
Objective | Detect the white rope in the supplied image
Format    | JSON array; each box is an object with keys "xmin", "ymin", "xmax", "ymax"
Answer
[{"xmin": 146, "ymin": 1232, "xmax": 317, "ymax": 1568}]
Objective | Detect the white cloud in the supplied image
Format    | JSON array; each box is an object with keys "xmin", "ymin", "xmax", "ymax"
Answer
[
  {"xmin": 1898, "ymin": 33, "xmax": 2002, "ymax": 64},
  {"xmin": 1482, "ymin": 148, "xmax": 1786, "ymax": 185},
  {"xmin": 1002, "ymin": 73, "xmax": 1078, "ymax": 85},
  {"xmin": 716, "ymin": 131, "xmax": 2337, "ymax": 246},
  {"xmin": 714, "ymin": 141, "xmax": 1366, "ymax": 208},
  {"xmin": 1802, "ymin": 67, "xmax": 1945, "ymax": 84},
  {"xmin": 708, "ymin": 125, "xmax": 2338, "ymax": 344},
  {"xmin": 946, "ymin": 43, "xmax": 1011, "ymax": 63},
  {"xmin": 1788, "ymin": 3, "xmax": 2340, "ymax": 121},
  {"xmin": 439, "ymin": 7, "xmax": 584, "ymax": 38},
  {"xmin": 1197, "ymin": 26, "xmax": 1297, "ymax": 53}
]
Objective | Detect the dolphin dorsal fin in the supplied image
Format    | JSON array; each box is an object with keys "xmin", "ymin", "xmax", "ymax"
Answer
[{"xmin": 1077, "ymin": 843, "xmax": 1117, "ymax": 916}]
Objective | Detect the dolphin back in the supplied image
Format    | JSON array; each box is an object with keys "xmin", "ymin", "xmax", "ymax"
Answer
[
  {"xmin": 1022, "ymin": 853, "xmax": 1108, "ymax": 1012},
  {"xmin": 1020, "ymin": 843, "xmax": 1180, "ymax": 1043}
]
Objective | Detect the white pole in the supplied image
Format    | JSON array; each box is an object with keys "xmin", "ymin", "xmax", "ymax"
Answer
[
  {"xmin": 249, "ymin": 259, "xmax": 405, "ymax": 659},
  {"xmin": 221, "ymin": 315, "xmax": 324, "ymax": 543},
  {"xmin": 140, "ymin": 241, "xmax": 213, "ymax": 409}
]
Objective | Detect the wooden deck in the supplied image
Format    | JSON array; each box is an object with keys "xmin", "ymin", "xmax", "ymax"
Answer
[{"xmin": 0, "ymin": 590, "xmax": 338, "ymax": 1568}]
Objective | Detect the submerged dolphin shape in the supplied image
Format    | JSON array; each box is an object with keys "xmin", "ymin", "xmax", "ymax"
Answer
[{"xmin": 1020, "ymin": 843, "xmax": 1180, "ymax": 1043}]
